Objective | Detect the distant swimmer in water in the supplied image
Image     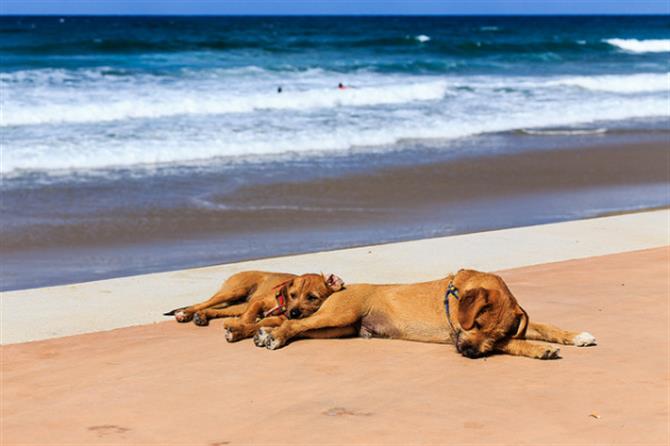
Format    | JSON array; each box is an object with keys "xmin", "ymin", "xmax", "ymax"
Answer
[
  {"xmin": 338, "ymin": 82, "xmax": 347, "ymax": 90},
  {"xmin": 277, "ymin": 86, "xmax": 282, "ymax": 93}
]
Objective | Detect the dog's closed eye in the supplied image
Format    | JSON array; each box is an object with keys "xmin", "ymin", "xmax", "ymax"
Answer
[{"xmin": 307, "ymin": 294, "xmax": 319, "ymax": 302}]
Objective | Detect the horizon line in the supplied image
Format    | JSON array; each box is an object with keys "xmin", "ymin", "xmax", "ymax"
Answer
[{"xmin": 1, "ymin": 13, "xmax": 668, "ymax": 17}]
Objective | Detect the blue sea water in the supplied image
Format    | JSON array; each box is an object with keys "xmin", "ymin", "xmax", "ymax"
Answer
[
  {"xmin": 1, "ymin": 16, "xmax": 669, "ymax": 290},
  {"xmin": 1, "ymin": 15, "xmax": 669, "ymax": 173}
]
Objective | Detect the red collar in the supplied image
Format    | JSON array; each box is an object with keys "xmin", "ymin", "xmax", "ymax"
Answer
[{"xmin": 263, "ymin": 287, "xmax": 288, "ymax": 317}]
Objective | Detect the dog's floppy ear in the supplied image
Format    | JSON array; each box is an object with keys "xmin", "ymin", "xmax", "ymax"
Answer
[
  {"xmin": 457, "ymin": 287, "xmax": 490, "ymax": 330},
  {"xmin": 515, "ymin": 306, "xmax": 529, "ymax": 338},
  {"xmin": 325, "ymin": 273, "xmax": 345, "ymax": 291},
  {"xmin": 275, "ymin": 279, "xmax": 294, "ymax": 295}
]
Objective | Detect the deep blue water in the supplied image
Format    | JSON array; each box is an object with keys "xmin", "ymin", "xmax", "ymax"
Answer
[
  {"xmin": 1, "ymin": 16, "xmax": 668, "ymax": 174},
  {"xmin": 2, "ymin": 16, "xmax": 670, "ymax": 73}
]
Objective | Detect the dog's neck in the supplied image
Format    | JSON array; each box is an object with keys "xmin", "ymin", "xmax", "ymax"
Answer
[
  {"xmin": 442, "ymin": 272, "xmax": 461, "ymax": 340},
  {"xmin": 263, "ymin": 287, "xmax": 288, "ymax": 318}
]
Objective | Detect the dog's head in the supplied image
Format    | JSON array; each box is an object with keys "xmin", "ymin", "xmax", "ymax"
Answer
[
  {"xmin": 279, "ymin": 273, "xmax": 345, "ymax": 320},
  {"xmin": 449, "ymin": 270, "xmax": 528, "ymax": 358}
]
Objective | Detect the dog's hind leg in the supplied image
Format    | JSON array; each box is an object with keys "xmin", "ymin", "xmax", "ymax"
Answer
[
  {"xmin": 525, "ymin": 322, "xmax": 596, "ymax": 347},
  {"xmin": 169, "ymin": 284, "xmax": 252, "ymax": 323},
  {"xmin": 192, "ymin": 303, "xmax": 251, "ymax": 326}
]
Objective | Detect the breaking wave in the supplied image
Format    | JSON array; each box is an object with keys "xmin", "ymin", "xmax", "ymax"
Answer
[{"xmin": 605, "ymin": 38, "xmax": 670, "ymax": 53}]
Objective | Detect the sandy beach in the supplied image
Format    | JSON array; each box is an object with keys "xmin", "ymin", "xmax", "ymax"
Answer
[
  {"xmin": 2, "ymin": 245, "xmax": 668, "ymax": 445},
  {"xmin": 2, "ymin": 210, "xmax": 669, "ymax": 444}
]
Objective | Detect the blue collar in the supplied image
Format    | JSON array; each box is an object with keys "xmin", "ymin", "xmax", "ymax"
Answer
[{"xmin": 444, "ymin": 281, "xmax": 460, "ymax": 318}]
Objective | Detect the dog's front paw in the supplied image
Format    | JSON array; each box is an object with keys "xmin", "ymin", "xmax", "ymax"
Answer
[
  {"xmin": 573, "ymin": 332, "xmax": 596, "ymax": 347},
  {"xmin": 193, "ymin": 312, "xmax": 209, "ymax": 327},
  {"xmin": 224, "ymin": 327, "xmax": 244, "ymax": 342},
  {"xmin": 539, "ymin": 346, "xmax": 561, "ymax": 360},
  {"xmin": 254, "ymin": 328, "xmax": 272, "ymax": 348},
  {"xmin": 175, "ymin": 310, "xmax": 193, "ymax": 323},
  {"xmin": 265, "ymin": 333, "xmax": 284, "ymax": 350}
]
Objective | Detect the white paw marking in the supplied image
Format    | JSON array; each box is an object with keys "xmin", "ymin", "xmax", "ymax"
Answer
[
  {"xmin": 254, "ymin": 328, "xmax": 270, "ymax": 348},
  {"xmin": 266, "ymin": 336, "xmax": 281, "ymax": 350},
  {"xmin": 573, "ymin": 332, "xmax": 597, "ymax": 347},
  {"xmin": 224, "ymin": 328, "xmax": 234, "ymax": 342}
]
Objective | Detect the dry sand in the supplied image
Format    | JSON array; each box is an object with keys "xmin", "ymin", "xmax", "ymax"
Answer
[{"xmin": 2, "ymin": 247, "xmax": 668, "ymax": 445}]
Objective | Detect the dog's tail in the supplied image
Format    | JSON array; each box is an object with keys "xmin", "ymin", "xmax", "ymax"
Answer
[{"xmin": 163, "ymin": 307, "xmax": 186, "ymax": 316}]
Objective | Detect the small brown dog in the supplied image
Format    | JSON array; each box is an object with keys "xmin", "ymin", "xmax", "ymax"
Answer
[
  {"xmin": 164, "ymin": 271, "xmax": 345, "ymax": 339},
  {"xmin": 253, "ymin": 269, "xmax": 596, "ymax": 359}
]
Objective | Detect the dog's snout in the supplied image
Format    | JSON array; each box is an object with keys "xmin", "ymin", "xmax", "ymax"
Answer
[
  {"xmin": 289, "ymin": 308, "xmax": 302, "ymax": 319},
  {"xmin": 461, "ymin": 346, "xmax": 480, "ymax": 358},
  {"xmin": 457, "ymin": 341, "xmax": 482, "ymax": 359}
]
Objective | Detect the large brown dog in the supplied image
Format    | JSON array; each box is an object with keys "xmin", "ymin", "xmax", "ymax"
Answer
[
  {"xmin": 164, "ymin": 271, "xmax": 345, "ymax": 338},
  {"xmin": 253, "ymin": 269, "xmax": 596, "ymax": 359}
]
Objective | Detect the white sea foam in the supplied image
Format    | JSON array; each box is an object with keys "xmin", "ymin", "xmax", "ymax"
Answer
[
  {"xmin": 605, "ymin": 38, "xmax": 670, "ymax": 53},
  {"xmin": 1, "ymin": 79, "xmax": 448, "ymax": 126},
  {"xmin": 2, "ymin": 93, "xmax": 666, "ymax": 174},
  {"xmin": 2, "ymin": 67, "xmax": 668, "ymax": 174},
  {"xmin": 415, "ymin": 34, "xmax": 431, "ymax": 43},
  {"xmin": 548, "ymin": 73, "xmax": 669, "ymax": 93},
  {"xmin": 520, "ymin": 128, "xmax": 607, "ymax": 136}
]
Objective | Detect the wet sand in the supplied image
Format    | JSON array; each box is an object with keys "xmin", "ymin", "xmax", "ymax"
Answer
[
  {"xmin": 3, "ymin": 139, "xmax": 668, "ymax": 291},
  {"xmin": 4, "ymin": 141, "xmax": 669, "ymax": 252},
  {"xmin": 224, "ymin": 140, "xmax": 669, "ymax": 212},
  {"xmin": 2, "ymin": 247, "xmax": 668, "ymax": 445}
]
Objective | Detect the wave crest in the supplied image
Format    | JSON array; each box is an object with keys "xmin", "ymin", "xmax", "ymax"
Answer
[
  {"xmin": 605, "ymin": 38, "xmax": 670, "ymax": 53},
  {"xmin": 548, "ymin": 73, "xmax": 669, "ymax": 93}
]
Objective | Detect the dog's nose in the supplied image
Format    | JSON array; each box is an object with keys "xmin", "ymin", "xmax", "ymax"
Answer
[
  {"xmin": 458, "ymin": 342, "xmax": 481, "ymax": 359},
  {"xmin": 460, "ymin": 345, "xmax": 482, "ymax": 358},
  {"xmin": 289, "ymin": 308, "xmax": 302, "ymax": 319}
]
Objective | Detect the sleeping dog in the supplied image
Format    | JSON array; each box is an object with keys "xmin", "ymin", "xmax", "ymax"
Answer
[
  {"xmin": 164, "ymin": 271, "xmax": 345, "ymax": 337},
  {"xmin": 253, "ymin": 269, "xmax": 596, "ymax": 359}
]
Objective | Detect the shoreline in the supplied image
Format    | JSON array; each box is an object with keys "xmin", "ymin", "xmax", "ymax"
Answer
[
  {"xmin": 2, "ymin": 209, "xmax": 668, "ymax": 345},
  {"xmin": 2, "ymin": 137, "xmax": 669, "ymax": 291}
]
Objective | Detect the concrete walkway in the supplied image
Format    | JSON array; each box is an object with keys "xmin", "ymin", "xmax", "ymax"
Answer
[{"xmin": 2, "ymin": 209, "xmax": 668, "ymax": 344}]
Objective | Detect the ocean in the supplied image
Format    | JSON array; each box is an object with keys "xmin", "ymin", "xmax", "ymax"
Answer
[{"xmin": 1, "ymin": 16, "xmax": 669, "ymax": 290}]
